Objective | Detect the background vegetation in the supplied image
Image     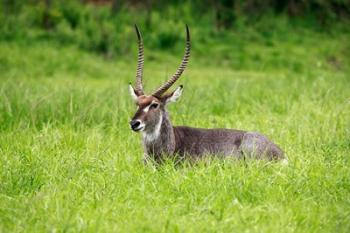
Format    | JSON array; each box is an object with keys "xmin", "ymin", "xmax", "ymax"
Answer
[
  {"xmin": 2, "ymin": 0, "xmax": 350, "ymax": 58},
  {"xmin": 0, "ymin": 0, "xmax": 349, "ymax": 232}
]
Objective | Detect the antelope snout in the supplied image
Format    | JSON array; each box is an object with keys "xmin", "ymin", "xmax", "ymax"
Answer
[{"xmin": 130, "ymin": 119, "xmax": 144, "ymax": 132}]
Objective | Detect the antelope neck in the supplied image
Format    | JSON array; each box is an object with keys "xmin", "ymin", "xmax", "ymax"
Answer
[
  {"xmin": 142, "ymin": 111, "xmax": 175, "ymax": 150},
  {"xmin": 143, "ymin": 113, "xmax": 163, "ymax": 143}
]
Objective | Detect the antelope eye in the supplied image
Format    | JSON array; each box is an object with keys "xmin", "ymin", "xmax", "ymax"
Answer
[{"xmin": 150, "ymin": 103, "xmax": 159, "ymax": 109}]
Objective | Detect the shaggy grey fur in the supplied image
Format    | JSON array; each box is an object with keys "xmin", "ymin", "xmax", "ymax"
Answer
[{"xmin": 142, "ymin": 109, "xmax": 284, "ymax": 163}]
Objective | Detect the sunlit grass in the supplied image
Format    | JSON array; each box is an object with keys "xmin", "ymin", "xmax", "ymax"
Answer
[{"xmin": 0, "ymin": 31, "xmax": 349, "ymax": 232}]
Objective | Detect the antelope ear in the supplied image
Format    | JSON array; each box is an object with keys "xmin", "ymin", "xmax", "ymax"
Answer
[
  {"xmin": 128, "ymin": 83, "xmax": 138, "ymax": 101},
  {"xmin": 163, "ymin": 85, "xmax": 183, "ymax": 104}
]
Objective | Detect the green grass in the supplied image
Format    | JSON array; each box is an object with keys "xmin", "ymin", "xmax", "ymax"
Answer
[{"xmin": 0, "ymin": 29, "xmax": 349, "ymax": 232}]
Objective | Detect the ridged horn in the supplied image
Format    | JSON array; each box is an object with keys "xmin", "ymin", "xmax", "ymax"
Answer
[
  {"xmin": 152, "ymin": 25, "xmax": 190, "ymax": 97},
  {"xmin": 134, "ymin": 24, "xmax": 144, "ymax": 95}
]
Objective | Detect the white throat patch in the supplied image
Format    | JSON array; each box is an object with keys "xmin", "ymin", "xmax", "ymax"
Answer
[{"xmin": 143, "ymin": 114, "xmax": 163, "ymax": 143}]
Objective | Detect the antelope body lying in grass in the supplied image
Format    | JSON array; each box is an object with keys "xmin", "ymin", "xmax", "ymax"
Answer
[{"xmin": 129, "ymin": 25, "xmax": 285, "ymax": 163}]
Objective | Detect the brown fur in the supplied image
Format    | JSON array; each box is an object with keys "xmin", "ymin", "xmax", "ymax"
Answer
[{"xmin": 130, "ymin": 94, "xmax": 285, "ymax": 163}]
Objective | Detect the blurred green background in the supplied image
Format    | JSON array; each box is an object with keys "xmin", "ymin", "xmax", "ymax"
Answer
[{"xmin": 2, "ymin": 0, "xmax": 350, "ymax": 59}]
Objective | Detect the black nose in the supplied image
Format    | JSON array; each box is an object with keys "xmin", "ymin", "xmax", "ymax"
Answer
[{"xmin": 130, "ymin": 120, "xmax": 141, "ymax": 130}]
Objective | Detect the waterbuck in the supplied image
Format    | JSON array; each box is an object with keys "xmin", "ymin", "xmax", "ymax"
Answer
[{"xmin": 128, "ymin": 25, "xmax": 285, "ymax": 163}]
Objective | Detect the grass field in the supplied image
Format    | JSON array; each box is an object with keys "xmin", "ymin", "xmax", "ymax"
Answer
[{"xmin": 0, "ymin": 28, "xmax": 349, "ymax": 232}]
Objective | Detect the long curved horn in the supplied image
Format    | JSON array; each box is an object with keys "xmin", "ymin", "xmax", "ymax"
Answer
[
  {"xmin": 152, "ymin": 25, "xmax": 190, "ymax": 97},
  {"xmin": 134, "ymin": 24, "xmax": 144, "ymax": 95}
]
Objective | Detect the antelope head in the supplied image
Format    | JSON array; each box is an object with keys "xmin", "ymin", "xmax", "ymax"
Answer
[{"xmin": 129, "ymin": 25, "xmax": 190, "ymax": 133}]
